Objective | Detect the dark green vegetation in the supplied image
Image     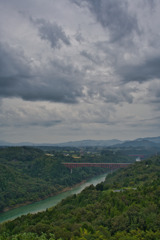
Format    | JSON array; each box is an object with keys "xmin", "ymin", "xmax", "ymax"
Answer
[
  {"xmin": 0, "ymin": 147, "xmax": 110, "ymax": 212},
  {"xmin": 0, "ymin": 154, "xmax": 160, "ymax": 239}
]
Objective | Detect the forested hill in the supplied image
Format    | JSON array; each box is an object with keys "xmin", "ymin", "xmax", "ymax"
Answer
[
  {"xmin": 0, "ymin": 155, "xmax": 160, "ymax": 240},
  {"xmin": 0, "ymin": 147, "xmax": 107, "ymax": 212}
]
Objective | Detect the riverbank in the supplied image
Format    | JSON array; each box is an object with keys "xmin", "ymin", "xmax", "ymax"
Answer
[
  {"xmin": 2, "ymin": 180, "xmax": 87, "ymax": 214},
  {"xmin": 0, "ymin": 172, "xmax": 108, "ymax": 223},
  {"xmin": 2, "ymin": 170, "xmax": 108, "ymax": 213}
]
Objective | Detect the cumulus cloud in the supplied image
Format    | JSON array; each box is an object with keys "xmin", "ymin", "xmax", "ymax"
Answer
[
  {"xmin": 0, "ymin": 0, "xmax": 160, "ymax": 142},
  {"xmin": 86, "ymin": 81, "xmax": 134, "ymax": 104},
  {"xmin": 0, "ymin": 99, "xmax": 63, "ymax": 128}
]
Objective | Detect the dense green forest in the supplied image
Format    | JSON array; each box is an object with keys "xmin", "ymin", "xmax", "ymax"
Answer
[
  {"xmin": 0, "ymin": 146, "xmax": 114, "ymax": 212},
  {"xmin": 0, "ymin": 154, "xmax": 159, "ymax": 239}
]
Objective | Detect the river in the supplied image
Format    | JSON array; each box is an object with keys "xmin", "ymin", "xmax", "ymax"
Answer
[{"xmin": 0, "ymin": 172, "xmax": 108, "ymax": 223}]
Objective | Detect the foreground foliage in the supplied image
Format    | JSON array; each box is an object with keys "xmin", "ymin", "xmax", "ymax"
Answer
[{"xmin": 0, "ymin": 155, "xmax": 160, "ymax": 239}]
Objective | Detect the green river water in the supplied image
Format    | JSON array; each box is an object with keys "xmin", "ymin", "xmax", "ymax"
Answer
[{"xmin": 0, "ymin": 172, "xmax": 108, "ymax": 223}]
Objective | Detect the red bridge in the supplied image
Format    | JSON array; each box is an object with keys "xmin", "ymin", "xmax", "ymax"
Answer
[{"xmin": 63, "ymin": 162, "xmax": 131, "ymax": 170}]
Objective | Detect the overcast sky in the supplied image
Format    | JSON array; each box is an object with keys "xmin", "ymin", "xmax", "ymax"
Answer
[{"xmin": 0, "ymin": 0, "xmax": 160, "ymax": 143}]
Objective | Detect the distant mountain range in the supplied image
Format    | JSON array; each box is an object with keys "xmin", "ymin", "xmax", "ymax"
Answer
[
  {"xmin": 0, "ymin": 136, "xmax": 160, "ymax": 148},
  {"xmin": 0, "ymin": 139, "xmax": 123, "ymax": 147},
  {"xmin": 113, "ymin": 138, "xmax": 160, "ymax": 148},
  {"xmin": 52, "ymin": 139, "xmax": 123, "ymax": 147},
  {"xmin": 136, "ymin": 136, "xmax": 160, "ymax": 144}
]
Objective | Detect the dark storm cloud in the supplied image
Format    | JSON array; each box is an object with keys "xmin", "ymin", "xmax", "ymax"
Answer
[
  {"xmin": 0, "ymin": 41, "xmax": 83, "ymax": 103},
  {"xmin": 31, "ymin": 18, "xmax": 71, "ymax": 49},
  {"xmin": 118, "ymin": 56, "xmax": 160, "ymax": 83},
  {"xmin": 0, "ymin": 42, "xmax": 32, "ymax": 96},
  {"xmin": 72, "ymin": 0, "xmax": 139, "ymax": 42},
  {"xmin": 145, "ymin": 0, "xmax": 156, "ymax": 8},
  {"xmin": 147, "ymin": 80, "xmax": 160, "ymax": 106}
]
